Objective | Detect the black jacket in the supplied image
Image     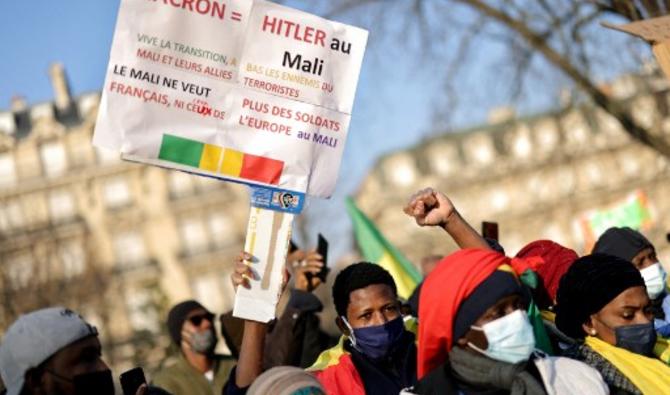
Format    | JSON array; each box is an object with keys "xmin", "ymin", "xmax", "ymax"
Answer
[
  {"xmin": 263, "ymin": 289, "xmax": 337, "ymax": 369},
  {"xmin": 347, "ymin": 331, "xmax": 417, "ymax": 395}
]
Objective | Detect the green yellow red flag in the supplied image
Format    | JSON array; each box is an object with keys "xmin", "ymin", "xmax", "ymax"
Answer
[{"xmin": 345, "ymin": 197, "xmax": 421, "ymax": 299}]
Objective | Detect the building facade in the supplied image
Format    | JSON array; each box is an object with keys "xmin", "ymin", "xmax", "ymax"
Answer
[
  {"xmin": 0, "ymin": 64, "xmax": 250, "ymax": 373},
  {"xmin": 356, "ymin": 72, "xmax": 670, "ymax": 269}
]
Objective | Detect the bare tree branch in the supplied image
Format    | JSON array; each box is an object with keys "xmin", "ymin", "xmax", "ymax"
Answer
[
  {"xmin": 453, "ymin": 0, "xmax": 670, "ymax": 157},
  {"xmin": 319, "ymin": 0, "xmax": 670, "ymax": 157}
]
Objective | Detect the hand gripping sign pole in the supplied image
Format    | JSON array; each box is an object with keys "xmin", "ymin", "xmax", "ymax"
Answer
[{"xmin": 93, "ymin": 0, "xmax": 368, "ymax": 322}]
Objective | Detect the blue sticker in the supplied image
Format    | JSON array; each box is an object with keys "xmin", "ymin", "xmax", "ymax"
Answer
[{"xmin": 250, "ymin": 186, "xmax": 305, "ymax": 214}]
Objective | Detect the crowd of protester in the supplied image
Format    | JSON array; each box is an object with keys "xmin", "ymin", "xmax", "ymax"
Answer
[{"xmin": 1, "ymin": 187, "xmax": 669, "ymax": 394}]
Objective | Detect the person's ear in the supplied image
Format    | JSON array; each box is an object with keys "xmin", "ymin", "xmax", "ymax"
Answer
[
  {"xmin": 335, "ymin": 316, "xmax": 350, "ymax": 336},
  {"xmin": 582, "ymin": 316, "xmax": 598, "ymax": 337}
]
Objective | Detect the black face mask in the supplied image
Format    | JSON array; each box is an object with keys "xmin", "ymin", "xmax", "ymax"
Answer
[
  {"xmin": 47, "ymin": 369, "xmax": 115, "ymax": 395},
  {"xmin": 614, "ymin": 322, "xmax": 657, "ymax": 357}
]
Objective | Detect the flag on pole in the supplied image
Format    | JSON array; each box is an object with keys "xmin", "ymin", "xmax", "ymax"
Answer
[{"xmin": 345, "ymin": 197, "xmax": 422, "ymax": 299}]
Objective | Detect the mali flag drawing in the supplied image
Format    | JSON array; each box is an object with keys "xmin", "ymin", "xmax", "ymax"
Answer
[
  {"xmin": 158, "ymin": 134, "xmax": 284, "ymax": 185},
  {"xmin": 345, "ymin": 197, "xmax": 421, "ymax": 300}
]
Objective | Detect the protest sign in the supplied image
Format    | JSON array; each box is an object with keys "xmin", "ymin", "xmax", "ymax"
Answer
[
  {"xmin": 603, "ymin": 16, "xmax": 670, "ymax": 82},
  {"xmin": 94, "ymin": 0, "xmax": 368, "ymax": 200},
  {"xmin": 94, "ymin": 0, "xmax": 368, "ymax": 322},
  {"xmin": 577, "ymin": 190, "xmax": 654, "ymax": 252}
]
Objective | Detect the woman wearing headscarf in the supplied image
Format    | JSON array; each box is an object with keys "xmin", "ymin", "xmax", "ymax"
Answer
[
  {"xmin": 555, "ymin": 253, "xmax": 670, "ymax": 394},
  {"xmin": 516, "ymin": 240, "xmax": 580, "ymax": 351},
  {"xmin": 404, "ymin": 249, "xmax": 607, "ymax": 395},
  {"xmin": 593, "ymin": 227, "xmax": 670, "ymax": 337},
  {"xmin": 516, "ymin": 240, "xmax": 578, "ymax": 312},
  {"xmin": 404, "ymin": 188, "xmax": 554, "ymax": 354}
]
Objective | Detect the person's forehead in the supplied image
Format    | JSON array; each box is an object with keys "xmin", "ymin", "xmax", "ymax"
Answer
[
  {"xmin": 607, "ymin": 286, "xmax": 648, "ymax": 307},
  {"xmin": 643, "ymin": 247, "xmax": 656, "ymax": 257},
  {"xmin": 491, "ymin": 294, "xmax": 520, "ymax": 307},
  {"xmin": 473, "ymin": 294, "xmax": 521, "ymax": 325},
  {"xmin": 50, "ymin": 335, "xmax": 100, "ymax": 364},
  {"xmin": 635, "ymin": 247, "xmax": 655, "ymax": 258},
  {"xmin": 185, "ymin": 307, "xmax": 209, "ymax": 318},
  {"xmin": 348, "ymin": 284, "xmax": 395, "ymax": 307},
  {"xmin": 479, "ymin": 294, "xmax": 520, "ymax": 314}
]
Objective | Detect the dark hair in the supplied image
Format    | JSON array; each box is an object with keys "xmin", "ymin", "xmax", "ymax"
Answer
[
  {"xmin": 166, "ymin": 300, "xmax": 208, "ymax": 345},
  {"xmin": 332, "ymin": 262, "xmax": 397, "ymax": 317}
]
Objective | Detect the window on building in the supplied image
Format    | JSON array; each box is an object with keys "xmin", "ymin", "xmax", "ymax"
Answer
[
  {"xmin": 0, "ymin": 152, "xmax": 16, "ymax": 188},
  {"xmin": 40, "ymin": 142, "xmax": 68, "ymax": 177},
  {"xmin": 7, "ymin": 253, "xmax": 33, "ymax": 289},
  {"xmin": 48, "ymin": 189, "xmax": 76, "ymax": 222},
  {"xmin": 466, "ymin": 134, "xmax": 495, "ymax": 166},
  {"xmin": 96, "ymin": 146, "xmax": 120, "ymax": 164},
  {"xmin": 114, "ymin": 232, "xmax": 147, "ymax": 268},
  {"xmin": 209, "ymin": 213, "xmax": 235, "ymax": 248},
  {"xmin": 125, "ymin": 288, "xmax": 160, "ymax": 333},
  {"xmin": 103, "ymin": 177, "xmax": 132, "ymax": 209},
  {"xmin": 0, "ymin": 200, "xmax": 23, "ymax": 231},
  {"xmin": 168, "ymin": 171, "xmax": 196, "ymax": 198},
  {"xmin": 15, "ymin": 146, "xmax": 41, "ymax": 179},
  {"xmin": 180, "ymin": 218, "xmax": 209, "ymax": 254},
  {"xmin": 490, "ymin": 189, "xmax": 509, "ymax": 212},
  {"xmin": 585, "ymin": 162, "xmax": 604, "ymax": 186},
  {"xmin": 428, "ymin": 144, "xmax": 459, "ymax": 176},
  {"xmin": 21, "ymin": 193, "xmax": 49, "ymax": 227},
  {"xmin": 192, "ymin": 275, "xmax": 224, "ymax": 313},
  {"xmin": 535, "ymin": 120, "xmax": 559, "ymax": 152},
  {"xmin": 511, "ymin": 127, "xmax": 532, "ymax": 159},
  {"xmin": 60, "ymin": 241, "xmax": 86, "ymax": 278},
  {"xmin": 384, "ymin": 154, "xmax": 416, "ymax": 187},
  {"xmin": 68, "ymin": 135, "xmax": 93, "ymax": 168}
]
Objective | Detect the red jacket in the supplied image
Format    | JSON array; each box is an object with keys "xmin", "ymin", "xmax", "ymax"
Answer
[{"xmin": 310, "ymin": 323, "xmax": 418, "ymax": 395}]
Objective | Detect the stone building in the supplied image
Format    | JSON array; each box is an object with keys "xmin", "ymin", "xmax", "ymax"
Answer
[
  {"xmin": 355, "ymin": 72, "xmax": 670, "ymax": 269},
  {"xmin": 0, "ymin": 64, "xmax": 249, "ymax": 372}
]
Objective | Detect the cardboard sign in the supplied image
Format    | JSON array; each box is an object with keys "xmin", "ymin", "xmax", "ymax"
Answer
[
  {"xmin": 93, "ymin": 0, "xmax": 368, "ymax": 199},
  {"xmin": 234, "ymin": 207, "xmax": 294, "ymax": 322},
  {"xmin": 577, "ymin": 190, "xmax": 654, "ymax": 252},
  {"xmin": 603, "ymin": 16, "xmax": 670, "ymax": 81}
]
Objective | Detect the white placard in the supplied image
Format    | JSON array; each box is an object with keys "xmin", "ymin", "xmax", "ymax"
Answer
[{"xmin": 93, "ymin": 0, "xmax": 368, "ymax": 198}]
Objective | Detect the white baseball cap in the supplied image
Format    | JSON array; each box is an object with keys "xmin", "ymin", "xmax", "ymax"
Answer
[{"xmin": 0, "ymin": 307, "xmax": 98, "ymax": 395}]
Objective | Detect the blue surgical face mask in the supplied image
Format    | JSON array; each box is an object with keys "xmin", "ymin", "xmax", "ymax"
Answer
[
  {"xmin": 640, "ymin": 262, "xmax": 667, "ymax": 300},
  {"xmin": 467, "ymin": 309, "xmax": 536, "ymax": 364},
  {"xmin": 341, "ymin": 316, "xmax": 405, "ymax": 360}
]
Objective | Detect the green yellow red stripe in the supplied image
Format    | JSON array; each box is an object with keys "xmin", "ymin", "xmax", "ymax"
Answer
[{"xmin": 158, "ymin": 133, "xmax": 283, "ymax": 185}]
